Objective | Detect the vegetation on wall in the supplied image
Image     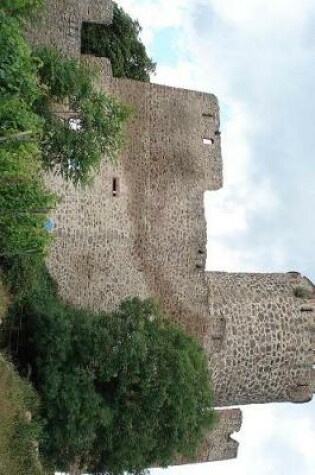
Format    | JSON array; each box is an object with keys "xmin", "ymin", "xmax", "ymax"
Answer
[
  {"xmin": 0, "ymin": 5, "xmax": 129, "ymax": 295},
  {"xmin": 0, "ymin": 9, "xmax": 55, "ymax": 298},
  {"xmin": 34, "ymin": 46, "xmax": 130, "ymax": 185},
  {"xmin": 1, "ymin": 3, "xmax": 215, "ymax": 475},
  {"xmin": 293, "ymin": 286, "xmax": 312, "ymax": 299},
  {"xmin": 81, "ymin": 2, "xmax": 156, "ymax": 82},
  {"xmin": 1, "ymin": 0, "xmax": 43, "ymax": 18},
  {"xmin": 11, "ymin": 273, "xmax": 215, "ymax": 474}
]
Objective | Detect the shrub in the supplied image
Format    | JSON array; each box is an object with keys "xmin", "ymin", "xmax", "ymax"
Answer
[
  {"xmin": 0, "ymin": 277, "xmax": 10, "ymax": 326},
  {"xmin": 0, "ymin": 10, "xmax": 55, "ymax": 299},
  {"xmin": 81, "ymin": 2, "xmax": 156, "ymax": 82},
  {"xmin": 1, "ymin": 0, "xmax": 43, "ymax": 18},
  {"xmin": 0, "ymin": 11, "xmax": 40, "ymax": 103},
  {"xmin": 293, "ymin": 286, "xmax": 311, "ymax": 299},
  {"xmin": 0, "ymin": 353, "xmax": 45, "ymax": 475},
  {"xmin": 33, "ymin": 46, "xmax": 131, "ymax": 185},
  {"xmin": 13, "ymin": 273, "xmax": 215, "ymax": 474}
]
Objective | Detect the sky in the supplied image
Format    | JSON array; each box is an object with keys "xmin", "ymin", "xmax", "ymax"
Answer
[{"xmin": 117, "ymin": 1, "xmax": 315, "ymax": 474}]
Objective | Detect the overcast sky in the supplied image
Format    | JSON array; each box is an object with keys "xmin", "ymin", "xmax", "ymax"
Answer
[{"xmin": 118, "ymin": 1, "xmax": 315, "ymax": 474}]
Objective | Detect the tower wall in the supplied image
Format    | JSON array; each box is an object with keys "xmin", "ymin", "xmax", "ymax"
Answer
[
  {"xmin": 207, "ymin": 272, "xmax": 315, "ymax": 406},
  {"xmin": 45, "ymin": 71, "xmax": 222, "ymax": 344},
  {"xmin": 24, "ymin": 0, "xmax": 113, "ymax": 57}
]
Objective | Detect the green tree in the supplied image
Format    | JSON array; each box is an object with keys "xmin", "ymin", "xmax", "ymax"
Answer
[
  {"xmin": 81, "ymin": 2, "xmax": 156, "ymax": 82},
  {"xmin": 33, "ymin": 46, "xmax": 130, "ymax": 185},
  {"xmin": 0, "ymin": 9, "xmax": 55, "ymax": 298},
  {"xmin": 18, "ymin": 276, "xmax": 214, "ymax": 474},
  {"xmin": 1, "ymin": 0, "xmax": 42, "ymax": 18}
]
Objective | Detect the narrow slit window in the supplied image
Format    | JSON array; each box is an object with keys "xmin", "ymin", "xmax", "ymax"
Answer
[
  {"xmin": 112, "ymin": 178, "xmax": 119, "ymax": 197},
  {"xmin": 202, "ymin": 112, "xmax": 214, "ymax": 118},
  {"xmin": 203, "ymin": 138, "xmax": 214, "ymax": 145}
]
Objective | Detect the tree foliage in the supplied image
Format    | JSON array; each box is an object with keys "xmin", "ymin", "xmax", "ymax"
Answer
[
  {"xmin": 0, "ymin": 10, "xmax": 55, "ymax": 298},
  {"xmin": 0, "ymin": 354, "xmax": 45, "ymax": 475},
  {"xmin": 0, "ymin": 10, "xmax": 39, "ymax": 102},
  {"xmin": 0, "ymin": 6, "xmax": 130, "ymax": 296},
  {"xmin": 1, "ymin": 0, "xmax": 43, "ymax": 18},
  {"xmin": 81, "ymin": 2, "xmax": 156, "ymax": 82},
  {"xmin": 15, "ymin": 274, "xmax": 214, "ymax": 474},
  {"xmin": 34, "ymin": 46, "xmax": 130, "ymax": 185}
]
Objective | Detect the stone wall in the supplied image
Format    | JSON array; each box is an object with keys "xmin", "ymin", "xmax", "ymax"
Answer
[
  {"xmin": 26, "ymin": 0, "xmax": 315, "ymax": 467},
  {"xmin": 46, "ymin": 68, "xmax": 222, "ymax": 345},
  {"xmin": 206, "ymin": 272, "xmax": 315, "ymax": 406},
  {"xmin": 24, "ymin": 0, "xmax": 113, "ymax": 57}
]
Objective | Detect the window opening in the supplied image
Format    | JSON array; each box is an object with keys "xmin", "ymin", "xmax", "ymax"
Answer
[
  {"xmin": 112, "ymin": 178, "xmax": 119, "ymax": 197},
  {"xmin": 69, "ymin": 118, "xmax": 82, "ymax": 131},
  {"xmin": 203, "ymin": 138, "xmax": 214, "ymax": 145},
  {"xmin": 81, "ymin": 21, "xmax": 108, "ymax": 56}
]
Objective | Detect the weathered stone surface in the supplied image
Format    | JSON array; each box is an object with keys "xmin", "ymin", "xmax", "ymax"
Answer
[
  {"xmin": 207, "ymin": 272, "xmax": 315, "ymax": 406},
  {"xmin": 27, "ymin": 0, "xmax": 315, "ymax": 466}
]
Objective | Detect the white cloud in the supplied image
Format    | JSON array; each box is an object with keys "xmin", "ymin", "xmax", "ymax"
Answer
[{"xmin": 118, "ymin": 0, "xmax": 191, "ymax": 44}]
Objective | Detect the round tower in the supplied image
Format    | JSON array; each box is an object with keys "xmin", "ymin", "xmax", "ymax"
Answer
[{"xmin": 206, "ymin": 272, "xmax": 315, "ymax": 406}]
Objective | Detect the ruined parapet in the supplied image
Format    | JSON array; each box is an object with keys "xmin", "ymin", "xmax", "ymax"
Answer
[
  {"xmin": 174, "ymin": 409, "xmax": 242, "ymax": 465},
  {"xmin": 207, "ymin": 272, "xmax": 315, "ymax": 406},
  {"xmin": 24, "ymin": 0, "xmax": 113, "ymax": 57}
]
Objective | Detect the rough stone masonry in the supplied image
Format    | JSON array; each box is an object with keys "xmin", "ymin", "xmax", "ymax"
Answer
[{"xmin": 26, "ymin": 0, "xmax": 315, "ymax": 465}]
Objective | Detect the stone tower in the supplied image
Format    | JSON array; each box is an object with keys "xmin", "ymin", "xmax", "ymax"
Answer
[{"xmin": 26, "ymin": 0, "xmax": 315, "ymax": 466}]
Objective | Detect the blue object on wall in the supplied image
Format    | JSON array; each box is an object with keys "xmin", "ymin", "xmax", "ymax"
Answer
[{"xmin": 44, "ymin": 219, "xmax": 54, "ymax": 231}]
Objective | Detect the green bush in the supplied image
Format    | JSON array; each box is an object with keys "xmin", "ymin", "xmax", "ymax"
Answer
[
  {"xmin": 0, "ymin": 10, "xmax": 55, "ymax": 299},
  {"xmin": 34, "ymin": 46, "xmax": 131, "ymax": 185},
  {"xmin": 81, "ymin": 2, "xmax": 156, "ymax": 82},
  {"xmin": 293, "ymin": 286, "xmax": 311, "ymax": 299},
  {"xmin": 0, "ymin": 11, "xmax": 40, "ymax": 103},
  {"xmin": 1, "ymin": 0, "xmax": 43, "ymax": 18},
  {"xmin": 0, "ymin": 353, "xmax": 45, "ymax": 475},
  {"xmin": 13, "ymin": 273, "xmax": 214, "ymax": 474},
  {"xmin": 0, "ymin": 277, "xmax": 10, "ymax": 325}
]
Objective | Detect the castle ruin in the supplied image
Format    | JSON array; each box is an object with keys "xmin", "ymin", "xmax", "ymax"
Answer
[{"xmin": 26, "ymin": 0, "xmax": 315, "ymax": 466}]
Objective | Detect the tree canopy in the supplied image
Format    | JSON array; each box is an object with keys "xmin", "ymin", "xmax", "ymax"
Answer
[
  {"xmin": 0, "ymin": 5, "xmax": 129, "ymax": 297},
  {"xmin": 16, "ymin": 275, "xmax": 215, "ymax": 474},
  {"xmin": 81, "ymin": 2, "xmax": 156, "ymax": 82},
  {"xmin": 33, "ymin": 46, "xmax": 130, "ymax": 185}
]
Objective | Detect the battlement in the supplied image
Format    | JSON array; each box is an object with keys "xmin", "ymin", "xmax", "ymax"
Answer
[{"xmin": 175, "ymin": 409, "xmax": 242, "ymax": 465}]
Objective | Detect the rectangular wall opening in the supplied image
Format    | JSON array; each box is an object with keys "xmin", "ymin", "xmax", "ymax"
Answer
[
  {"xmin": 203, "ymin": 138, "xmax": 214, "ymax": 145},
  {"xmin": 112, "ymin": 177, "xmax": 119, "ymax": 197},
  {"xmin": 81, "ymin": 21, "xmax": 108, "ymax": 56}
]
